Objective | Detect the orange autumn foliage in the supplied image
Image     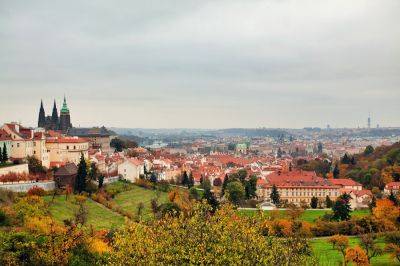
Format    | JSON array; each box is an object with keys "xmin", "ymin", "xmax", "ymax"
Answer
[
  {"xmin": 373, "ymin": 199, "xmax": 400, "ymax": 223},
  {"xmin": 345, "ymin": 246, "xmax": 370, "ymax": 266}
]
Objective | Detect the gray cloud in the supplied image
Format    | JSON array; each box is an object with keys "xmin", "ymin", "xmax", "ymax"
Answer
[{"xmin": 0, "ymin": 0, "xmax": 399, "ymax": 128}]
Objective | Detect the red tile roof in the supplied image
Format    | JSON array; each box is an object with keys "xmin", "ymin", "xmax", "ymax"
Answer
[
  {"xmin": 46, "ymin": 137, "xmax": 88, "ymax": 144},
  {"xmin": 331, "ymin": 179, "xmax": 362, "ymax": 187},
  {"xmin": 259, "ymin": 170, "xmax": 338, "ymax": 189},
  {"xmin": 386, "ymin": 182, "xmax": 400, "ymax": 189}
]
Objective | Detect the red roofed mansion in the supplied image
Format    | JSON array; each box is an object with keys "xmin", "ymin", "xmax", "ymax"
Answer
[{"xmin": 257, "ymin": 170, "xmax": 340, "ymax": 205}]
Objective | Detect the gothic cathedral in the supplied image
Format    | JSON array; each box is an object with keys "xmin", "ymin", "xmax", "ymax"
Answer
[{"xmin": 38, "ymin": 96, "xmax": 72, "ymax": 132}]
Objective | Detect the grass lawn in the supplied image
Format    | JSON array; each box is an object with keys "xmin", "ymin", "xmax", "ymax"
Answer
[
  {"xmin": 311, "ymin": 237, "xmax": 398, "ymax": 266},
  {"xmin": 238, "ymin": 209, "xmax": 370, "ymax": 223},
  {"xmin": 44, "ymin": 195, "xmax": 125, "ymax": 230},
  {"xmin": 112, "ymin": 185, "xmax": 169, "ymax": 220}
]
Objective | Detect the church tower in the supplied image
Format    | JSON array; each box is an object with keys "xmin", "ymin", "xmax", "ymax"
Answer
[
  {"xmin": 38, "ymin": 100, "xmax": 46, "ymax": 128},
  {"xmin": 59, "ymin": 96, "xmax": 72, "ymax": 132},
  {"xmin": 51, "ymin": 100, "xmax": 59, "ymax": 130}
]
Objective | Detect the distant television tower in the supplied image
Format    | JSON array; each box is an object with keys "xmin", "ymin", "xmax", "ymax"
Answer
[{"xmin": 367, "ymin": 113, "xmax": 371, "ymax": 129}]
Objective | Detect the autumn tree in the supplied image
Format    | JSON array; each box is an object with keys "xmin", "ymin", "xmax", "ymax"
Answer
[
  {"xmin": 270, "ymin": 185, "xmax": 280, "ymax": 206},
  {"xmin": 332, "ymin": 193, "xmax": 352, "ymax": 221},
  {"xmin": 328, "ymin": 235, "xmax": 349, "ymax": 265},
  {"xmin": 360, "ymin": 234, "xmax": 382, "ymax": 263},
  {"xmin": 385, "ymin": 232, "xmax": 400, "ymax": 263},
  {"xmin": 109, "ymin": 202, "xmax": 315, "ymax": 265},
  {"xmin": 345, "ymin": 246, "xmax": 369, "ymax": 266},
  {"xmin": 373, "ymin": 199, "xmax": 400, "ymax": 229}
]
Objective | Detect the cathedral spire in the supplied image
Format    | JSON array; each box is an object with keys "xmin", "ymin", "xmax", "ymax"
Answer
[
  {"xmin": 61, "ymin": 95, "xmax": 70, "ymax": 113},
  {"xmin": 38, "ymin": 99, "xmax": 46, "ymax": 128},
  {"xmin": 51, "ymin": 99, "xmax": 59, "ymax": 130}
]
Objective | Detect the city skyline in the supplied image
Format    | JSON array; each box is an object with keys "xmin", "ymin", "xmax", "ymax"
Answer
[{"xmin": 1, "ymin": 0, "xmax": 399, "ymax": 128}]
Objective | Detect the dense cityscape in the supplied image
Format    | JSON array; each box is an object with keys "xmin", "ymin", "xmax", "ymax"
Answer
[{"xmin": 0, "ymin": 99, "xmax": 400, "ymax": 264}]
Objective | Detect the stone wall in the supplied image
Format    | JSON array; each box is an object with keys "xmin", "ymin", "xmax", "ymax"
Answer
[{"xmin": 0, "ymin": 181, "xmax": 55, "ymax": 192}]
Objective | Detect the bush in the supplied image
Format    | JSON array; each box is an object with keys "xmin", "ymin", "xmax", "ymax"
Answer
[
  {"xmin": 27, "ymin": 186, "xmax": 46, "ymax": 197},
  {"xmin": 213, "ymin": 178, "xmax": 222, "ymax": 187},
  {"xmin": 135, "ymin": 179, "xmax": 154, "ymax": 190},
  {"xmin": 157, "ymin": 180, "xmax": 170, "ymax": 192},
  {"xmin": 0, "ymin": 209, "xmax": 8, "ymax": 226},
  {"xmin": 158, "ymin": 202, "xmax": 181, "ymax": 217}
]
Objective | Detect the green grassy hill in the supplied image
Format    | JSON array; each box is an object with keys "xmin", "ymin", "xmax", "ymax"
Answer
[{"xmin": 44, "ymin": 195, "xmax": 126, "ymax": 230}]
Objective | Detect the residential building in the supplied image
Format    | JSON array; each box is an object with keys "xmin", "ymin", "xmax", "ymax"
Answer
[
  {"xmin": 384, "ymin": 182, "xmax": 400, "ymax": 195},
  {"xmin": 257, "ymin": 170, "xmax": 340, "ymax": 205},
  {"xmin": 118, "ymin": 158, "xmax": 144, "ymax": 182},
  {"xmin": 46, "ymin": 136, "xmax": 89, "ymax": 167},
  {"xmin": 1, "ymin": 123, "xmax": 50, "ymax": 168}
]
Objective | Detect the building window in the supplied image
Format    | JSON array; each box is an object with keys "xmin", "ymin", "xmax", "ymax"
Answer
[
  {"xmin": 17, "ymin": 143, "xmax": 20, "ymax": 148},
  {"xmin": 74, "ymin": 146, "xmax": 76, "ymax": 150},
  {"xmin": 67, "ymin": 146, "xmax": 69, "ymax": 150}
]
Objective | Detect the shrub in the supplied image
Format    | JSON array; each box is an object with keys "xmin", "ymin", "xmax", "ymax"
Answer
[
  {"xmin": 157, "ymin": 180, "xmax": 170, "ymax": 192},
  {"xmin": 27, "ymin": 186, "xmax": 46, "ymax": 197},
  {"xmin": 213, "ymin": 177, "xmax": 222, "ymax": 187},
  {"xmin": 0, "ymin": 209, "xmax": 8, "ymax": 226},
  {"xmin": 135, "ymin": 179, "xmax": 154, "ymax": 189}
]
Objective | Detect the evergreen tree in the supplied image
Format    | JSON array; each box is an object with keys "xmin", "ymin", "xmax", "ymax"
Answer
[
  {"xmin": 364, "ymin": 145, "xmax": 374, "ymax": 156},
  {"xmin": 225, "ymin": 181, "xmax": 245, "ymax": 205},
  {"xmin": 75, "ymin": 154, "xmax": 87, "ymax": 193},
  {"xmin": 270, "ymin": 185, "xmax": 280, "ymax": 206},
  {"xmin": 203, "ymin": 180, "xmax": 219, "ymax": 212},
  {"xmin": 221, "ymin": 174, "xmax": 230, "ymax": 197},
  {"xmin": 277, "ymin": 148, "xmax": 282, "ymax": 158},
  {"xmin": 341, "ymin": 153, "xmax": 351, "ymax": 164},
  {"xmin": 333, "ymin": 164, "xmax": 340, "ymax": 179},
  {"xmin": 150, "ymin": 172, "xmax": 157, "ymax": 183},
  {"xmin": 98, "ymin": 175, "xmax": 104, "ymax": 189},
  {"xmin": 369, "ymin": 196, "xmax": 377, "ymax": 211},
  {"xmin": 325, "ymin": 195, "xmax": 333, "ymax": 208},
  {"xmin": 332, "ymin": 193, "xmax": 352, "ymax": 221},
  {"xmin": 317, "ymin": 142, "xmax": 323, "ymax": 154},
  {"xmin": 188, "ymin": 173, "xmax": 195, "ymax": 188},
  {"xmin": 310, "ymin": 196, "xmax": 318, "ymax": 209},
  {"xmin": 2, "ymin": 143, "xmax": 8, "ymax": 163},
  {"xmin": 89, "ymin": 162, "xmax": 98, "ymax": 180},
  {"xmin": 388, "ymin": 191, "xmax": 398, "ymax": 206},
  {"xmin": 244, "ymin": 175, "xmax": 258, "ymax": 199},
  {"xmin": 181, "ymin": 171, "xmax": 189, "ymax": 186},
  {"xmin": 0, "ymin": 146, "xmax": 2, "ymax": 163}
]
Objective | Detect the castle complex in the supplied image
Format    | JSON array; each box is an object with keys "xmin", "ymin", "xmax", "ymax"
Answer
[{"xmin": 38, "ymin": 96, "xmax": 72, "ymax": 132}]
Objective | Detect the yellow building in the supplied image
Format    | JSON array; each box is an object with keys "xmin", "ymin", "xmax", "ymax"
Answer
[
  {"xmin": 257, "ymin": 170, "xmax": 340, "ymax": 206},
  {"xmin": 46, "ymin": 136, "xmax": 89, "ymax": 167}
]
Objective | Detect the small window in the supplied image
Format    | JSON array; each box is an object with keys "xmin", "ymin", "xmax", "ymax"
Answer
[
  {"xmin": 67, "ymin": 146, "xmax": 69, "ymax": 150},
  {"xmin": 74, "ymin": 146, "xmax": 76, "ymax": 150}
]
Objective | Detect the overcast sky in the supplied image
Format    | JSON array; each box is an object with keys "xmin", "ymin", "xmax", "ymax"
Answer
[{"xmin": 0, "ymin": 0, "xmax": 399, "ymax": 129}]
